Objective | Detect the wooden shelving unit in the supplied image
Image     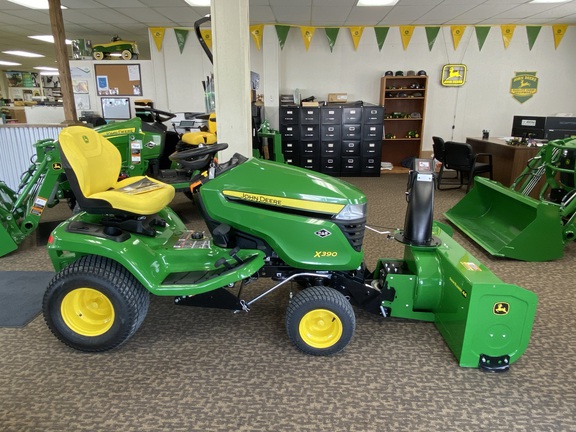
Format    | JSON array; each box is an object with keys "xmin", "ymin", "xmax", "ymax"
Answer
[{"xmin": 379, "ymin": 75, "xmax": 428, "ymax": 167}]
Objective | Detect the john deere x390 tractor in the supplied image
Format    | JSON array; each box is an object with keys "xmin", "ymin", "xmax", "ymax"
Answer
[{"xmin": 41, "ymin": 126, "xmax": 537, "ymax": 371}]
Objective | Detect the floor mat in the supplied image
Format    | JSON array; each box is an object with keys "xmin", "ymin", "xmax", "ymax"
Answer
[{"xmin": 0, "ymin": 271, "xmax": 55, "ymax": 327}]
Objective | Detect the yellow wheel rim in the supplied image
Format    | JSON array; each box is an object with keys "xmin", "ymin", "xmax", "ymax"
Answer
[
  {"xmin": 299, "ymin": 309, "xmax": 343, "ymax": 349},
  {"xmin": 61, "ymin": 288, "xmax": 115, "ymax": 337}
]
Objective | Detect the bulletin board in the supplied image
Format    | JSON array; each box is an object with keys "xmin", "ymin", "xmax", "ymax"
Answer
[{"xmin": 94, "ymin": 64, "xmax": 142, "ymax": 96}]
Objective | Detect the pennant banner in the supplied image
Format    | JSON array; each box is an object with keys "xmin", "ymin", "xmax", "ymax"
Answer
[
  {"xmin": 501, "ymin": 25, "xmax": 516, "ymax": 49},
  {"xmin": 374, "ymin": 27, "xmax": 389, "ymax": 51},
  {"xmin": 552, "ymin": 24, "xmax": 567, "ymax": 49},
  {"xmin": 425, "ymin": 26, "xmax": 440, "ymax": 51},
  {"xmin": 201, "ymin": 29, "xmax": 212, "ymax": 50},
  {"xmin": 250, "ymin": 25, "xmax": 264, "ymax": 50},
  {"xmin": 325, "ymin": 28, "xmax": 340, "ymax": 52},
  {"xmin": 526, "ymin": 26, "xmax": 541, "ymax": 51},
  {"xmin": 349, "ymin": 27, "xmax": 364, "ymax": 51},
  {"xmin": 150, "ymin": 27, "xmax": 166, "ymax": 52},
  {"xmin": 451, "ymin": 26, "xmax": 466, "ymax": 50},
  {"xmin": 301, "ymin": 26, "xmax": 316, "ymax": 51},
  {"xmin": 174, "ymin": 29, "xmax": 189, "ymax": 54},
  {"xmin": 399, "ymin": 26, "xmax": 414, "ymax": 50},
  {"xmin": 275, "ymin": 25, "xmax": 290, "ymax": 50},
  {"xmin": 475, "ymin": 26, "xmax": 490, "ymax": 51}
]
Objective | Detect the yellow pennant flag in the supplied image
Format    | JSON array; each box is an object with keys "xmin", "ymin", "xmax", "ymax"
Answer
[
  {"xmin": 451, "ymin": 26, "xmax": 466, "ymax": 50},
  {"xmin": 399, "ymin": 26, "xmax": 414, "ymax": 50},
  {"xmin": 501, "ymin": 25, "xmax": 516, "ymax": 49},
  {"xmin": 200, "ymin": 29, "xmax": 212, "ymax": 50},
  {"xmin": 250, "ymin": 25, "xmax": 264, "ymax": 50},
  {"xmin": 349, "ymin": 27, "xmax": 364, "ymax": 50},
  {"xmin": 150, "ymin": 27, "xmax": 166, "ymax": 52},
  {"xmin": 301, "ymin": 27, "xmax": 316, "ymax": 51},
  {"xmin": 552, "ymin": 24, "xmax": 567, "ymax": 49}
]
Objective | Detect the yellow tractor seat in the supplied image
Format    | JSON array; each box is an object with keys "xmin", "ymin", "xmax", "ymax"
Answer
[
  {"xmin": 180, "ymin": 131, "xmax": 217, "ymax": 146},
  {"xmin": 58, "ymin": 126, "xmax": 175, "ymax": 216}
]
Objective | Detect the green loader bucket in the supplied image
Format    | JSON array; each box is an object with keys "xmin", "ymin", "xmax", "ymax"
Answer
[
  {"xmin": 0, "ymin": 223, "xmax": 18, "ymax": 256},
  {"xmin": 445, "ymin": 177, "xmax": 564, "ymax": 262}
]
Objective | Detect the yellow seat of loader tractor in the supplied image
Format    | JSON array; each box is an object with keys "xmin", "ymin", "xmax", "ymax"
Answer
[{"xmin": 59, "ymin": 126, "xmax": 175, "ymax": 215}]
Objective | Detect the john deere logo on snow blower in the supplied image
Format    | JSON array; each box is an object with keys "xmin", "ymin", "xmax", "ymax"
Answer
[
  {"xmin": 510, "ymin": 72, "xmax": 538, "ymax": 104},
  {"xmin": 493, "ymin": 302, "xmax": 510, "ymax": 315},
  {"xmin": 315, "ymin": 229, "xmax": 332, "ymax": 238}
]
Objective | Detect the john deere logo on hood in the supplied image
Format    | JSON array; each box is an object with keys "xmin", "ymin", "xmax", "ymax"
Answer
[{"xmin": 510, "ymin": 72, "xmax": 538, "ymax": 104}]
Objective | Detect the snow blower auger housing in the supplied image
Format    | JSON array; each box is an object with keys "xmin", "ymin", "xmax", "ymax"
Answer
[
  {"xmin": 445, "ymin": 137, "xmax": 576, "ymax": 261},
  {"xmin": 43, "ymin": 127, "xmax": 537, "ymax": 370}
]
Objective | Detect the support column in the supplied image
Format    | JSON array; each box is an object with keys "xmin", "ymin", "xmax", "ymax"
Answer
[
  {"xmin": 211, "ymin": 0, "xmax": 252, "ymax": 159},
  {"xmin": 263, "ymin": 25, "xmax": 280, "ymax": 130}
]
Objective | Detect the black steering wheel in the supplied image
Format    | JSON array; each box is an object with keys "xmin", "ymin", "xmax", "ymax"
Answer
[
  {"xmin": 170, "ymin": 143, "xmax": 228, "ymax": 162},
  {"xmin": 149, "ymin": 107, "xmax": 176, "ymax": 123}
]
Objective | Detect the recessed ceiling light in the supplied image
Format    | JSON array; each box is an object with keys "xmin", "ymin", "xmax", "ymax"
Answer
[
  {"xmin": 40, "ymin": 71, "xmax": 59, "ymax": 75},
  {"xmin": 529, "ymin": 0, "xmax": 571, "ymax": 3},
  {"xmin": 34, "ymin": 66, "xmax": 58, "ymax": 71},
  {"xmin": 357, "ymin": 0, "xmax": 398, "ymax": 6},
  {"xmin": 183, "ymin": 0, "xmax": 210, "ymax": 6},
  {"xmin": 2, "ymin": 50, "xmax": 44, "ymax": 57},
  {"xmin": 0, "ymin": 60, "xmax": 22, "ymax": 66},
  {"xmin": 6, "ymin": 0, "xmax": 66, "ymax": 9},
  {"xmin": 28, "ymin": 35, "xmax": 72, "ymax": 45}
]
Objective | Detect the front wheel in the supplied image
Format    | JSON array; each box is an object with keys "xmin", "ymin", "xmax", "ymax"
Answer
[
  {"xmin": 43, "ymin": 255, "xmax": 150, "ymax": 352},
  {"xmin": 93, "ymin": 51, "xmax": 104, "ymax": 60},
  {"xmin": 286, "ymin": 286, "xmax": 355, "ymax": 356},
  {"xmin": 121, "ymin": 49, "xmax": 132, "ymax": 60}
]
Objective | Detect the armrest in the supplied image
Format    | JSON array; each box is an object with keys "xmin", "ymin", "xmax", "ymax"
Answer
[{"xmin": 474, "ymin": 152, "xmax": 493, "ymax": 164}]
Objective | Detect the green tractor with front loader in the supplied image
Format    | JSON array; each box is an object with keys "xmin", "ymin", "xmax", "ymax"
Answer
[
  {"xmin": 40, "ymin": 126, "xmax": 537, "ymax": 370},
  {"xmin": 446, "ymin": 137, "xmax": 576, "ymax": 261}
]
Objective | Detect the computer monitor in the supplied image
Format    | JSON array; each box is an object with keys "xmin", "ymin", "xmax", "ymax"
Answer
[
  {"xmin": 101, "ymin": 97, "xmax": 131, "ymax": 120},
  {"xmin": 511, "ymin": 115, "xmax": 546, "ymax": 139},
  {"xmin": 545, "ymin": 117, "xmax": 576, "ymax": 140}
]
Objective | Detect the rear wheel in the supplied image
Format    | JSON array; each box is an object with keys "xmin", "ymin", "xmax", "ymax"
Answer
[
  {"xmin": 43, "ymin": 255, "xmax": 150, "ymax": 352},
  {"xmin": 93, "ymin": 51, "xmax": 104, "ymax": 60},
  {"xmin": 121, "ymin": 49, "xmax": 132, "ymax": 60},
  {"xmin": 286, "ymin": 286, "xmax": 355, "ymax": 356}
]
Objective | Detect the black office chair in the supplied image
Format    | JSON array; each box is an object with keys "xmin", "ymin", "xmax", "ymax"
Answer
[
  {"xmin": 432, "ymin": 136, "xmax": 459, "ymax": 189},
  {"xmin": 443, "ymin": 141, "xmax": 493, "ymax": 192}
]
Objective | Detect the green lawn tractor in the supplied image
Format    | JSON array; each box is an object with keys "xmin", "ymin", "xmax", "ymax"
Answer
[
  {"xmin": 445, "ymin": 138, "xmax": 576, "ymax": 261},
  {"xmin": 42, "ymin": 126, "xmax": 537, "ymax": 370}
]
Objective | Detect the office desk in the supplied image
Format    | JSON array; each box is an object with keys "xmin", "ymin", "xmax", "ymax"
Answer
[{"xmin": 466, "ymin": 137, "xmax": 540, "ymax": 187}]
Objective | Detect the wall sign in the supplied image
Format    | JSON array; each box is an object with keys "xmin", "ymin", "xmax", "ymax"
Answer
[
  {"xmin": 510, "ymin": 71, "xmax": 538, "ymax": 104},
  {"xmin": 441, "ymin": 64, "xmax": 467, "ymax": 87}
]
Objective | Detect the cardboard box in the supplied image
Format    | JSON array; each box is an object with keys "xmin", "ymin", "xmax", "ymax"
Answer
[{"xmin": 328, "ymin": 93, "xmax": 348, "ymax": 103}]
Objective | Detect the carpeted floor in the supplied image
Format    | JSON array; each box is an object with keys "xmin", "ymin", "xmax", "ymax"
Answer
[{"xmin": 0, "ymin": 173, "xmax": 575, "ymax": 432}]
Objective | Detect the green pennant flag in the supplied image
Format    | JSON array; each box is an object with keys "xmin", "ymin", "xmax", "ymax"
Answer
[
  {"xmin": 275, "ymin": 25, "xmax": 290, "ymax": 50},
  {"xmin": 174, "ymin": 29, "xmax": 189, "ymax": 54},
  {"xmin": 324, "ymin": 28, "xmax": 340, "ymax": 52},
  {"xmin": 374, "ymin": 27, "xmax": 390, "ymax": 51},
  {"xmin": 475, "ymin": 26, "xmax": 491, "ymax": 51},
  {"xmin": 425, "ymin": 27, "xmax": 440, "ymax": 51},
  {"xmin": 526, "ymin": 26, "xmax": 541, "ymax": 51}
]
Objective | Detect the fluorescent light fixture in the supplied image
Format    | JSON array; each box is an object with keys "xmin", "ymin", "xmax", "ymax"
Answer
[
  {"xmin": 40, "ymin": 71, "xmax": 59, "ymax": 76},
  {"xmin": 0, "ymin": 60, "xmax": 22, "ymax": 66},
  {"xmin": 7, "ymin": 0, "xmax": 66, "ymax": 9},
  {"xmin": 2, "ymin": 50, "xmax": 44, "ymax": 57},
  {"xmin": 357, "ymin": 0, "xmax": 398, "ymax": 5},
  {"xmin": 34, "ymin": 66, "xmax": 58, "ymax": 71},
  {"xmin": 28, "ymin": 35, "xmax": 72, "ymax": 45},
  {"xmin": 184, "ymin": 0, "xmax": 210, "ymax": 6}
]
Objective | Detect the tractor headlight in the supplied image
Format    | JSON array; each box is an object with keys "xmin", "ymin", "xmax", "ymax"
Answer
[{"xmin": 334, "ymin": 203, "xmax": 366, "ymax": 221}]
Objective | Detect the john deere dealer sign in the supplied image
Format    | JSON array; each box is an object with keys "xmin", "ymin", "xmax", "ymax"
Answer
[{"xmin": 510, "ymin": 72, "xmax": 538, "ymax": 103}]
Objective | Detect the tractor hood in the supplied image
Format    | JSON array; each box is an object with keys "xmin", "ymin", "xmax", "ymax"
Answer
[{"xmin": 208, "ymin": 158, "xmax": 367, "ymax": 217}]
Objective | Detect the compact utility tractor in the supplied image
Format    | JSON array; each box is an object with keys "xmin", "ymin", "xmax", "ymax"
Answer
[
  {"xmin": 446, "ymin": 137, "xmax": 576, "ymax": 261},
  {"xmin": 42, "ymin": 126, "xmax": 537, "ymax": 371}
]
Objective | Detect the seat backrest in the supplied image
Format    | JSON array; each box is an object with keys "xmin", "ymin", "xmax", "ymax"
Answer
[
  {"xmin": 444, "ymin": 141, "xmax": 474, "ymax": 170},
  {"xmin": 432, "ymin": 136, "xmax": 446, "ymax": 163},
  {"xmin": 59, "ymin": 126, "xmax": 122, "ymax": 197}
]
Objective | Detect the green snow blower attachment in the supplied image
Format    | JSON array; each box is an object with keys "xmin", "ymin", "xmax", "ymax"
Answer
[{"xmin": 445, "ymin": 138, "xmax": 576, "ymax": 261}]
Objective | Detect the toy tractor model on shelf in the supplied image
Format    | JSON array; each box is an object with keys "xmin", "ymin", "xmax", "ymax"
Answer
[
  {"xmin": 445, "ymin": 137, "xmax": 576, "ymax": 261},
  {"xmin": 92, "ymin": 36, "xmax": 139, "ymax": 60},
  {"xmin": 41, "ymin": 126, "xmax": 537, "ymax": 371}
]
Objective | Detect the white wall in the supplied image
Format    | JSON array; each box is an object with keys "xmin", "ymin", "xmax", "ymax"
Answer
[{"xmin": 153, "ymin": 25, "xmax": 576, "ymax": 152}]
